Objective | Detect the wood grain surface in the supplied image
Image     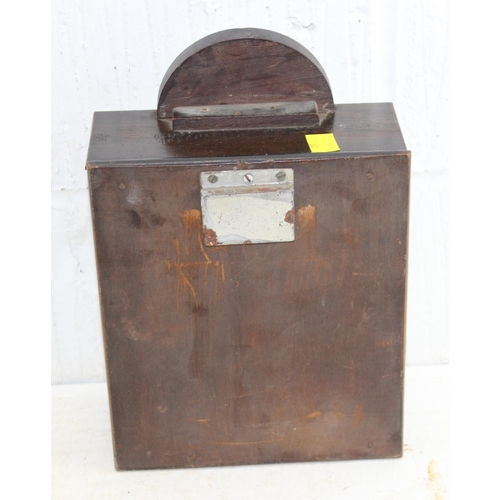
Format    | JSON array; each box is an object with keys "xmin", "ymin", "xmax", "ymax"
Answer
[
  {"xmin": 88, "ymin": 143, "xmax": 410, "ymax": 469},
  {"xmin": 87, "ymin": 103, "xmax": 406, "ymax": 165},
  {"xmin": 51, "ymin": 366, "xmax": 449, "ymax": 499},
  {"xmin": 156, "ymin": 28, "xmax": 334, "ymax": 127}
]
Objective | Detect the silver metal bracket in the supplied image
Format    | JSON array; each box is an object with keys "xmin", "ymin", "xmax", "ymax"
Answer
[{"xmin": 200, "ymin": 168, "xmax": 295, "ymax": 246}]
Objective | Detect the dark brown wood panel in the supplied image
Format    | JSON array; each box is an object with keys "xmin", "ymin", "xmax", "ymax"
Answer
[
  {"xmin": 86, "ymin": 103, "xmax": 407, "ymax": 165},
  {"xmin": 89, "ymin": 153, "xmax": 410, "ymax": 470},
  {"xmin": 156, "ymin": 28, "xmax": 334, "ymax": 121}
]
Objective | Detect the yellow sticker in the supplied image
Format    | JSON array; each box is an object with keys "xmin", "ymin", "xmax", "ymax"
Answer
[{"xmin": 305, "ymin": 133, "xmax": 340, "ymax": 153}]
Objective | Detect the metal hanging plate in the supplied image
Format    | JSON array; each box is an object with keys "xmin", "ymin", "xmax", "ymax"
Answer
[{"xmin": 200, "ymin": 168, "xmax": 295, "ymax": 246}]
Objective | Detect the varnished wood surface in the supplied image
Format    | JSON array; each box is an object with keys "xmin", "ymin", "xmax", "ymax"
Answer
[
  {"xmin": 87, "ymin": 103, "xmax": 407, "ymax": 166},
  {"xmin": 52, "ymin": 366, "xmax": 448, "ymax": 498},
  {"xmin": 171, "ymin": 101, "xmax": 321, "ymax": 132},
  {"xmin": 156, "ymin": 28, "xmax": 334, "ymax": 122},
  {"xmin": 89, "ymin": 152, "xmax": 410, "ymax": 470}
]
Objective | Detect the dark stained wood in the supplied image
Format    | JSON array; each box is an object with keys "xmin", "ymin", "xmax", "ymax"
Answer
[
  {"xmin": 86, "ymin": 103, "xmax": 407, "ymax": 166},
  {"xmin": 172, "ymin": 101, "xmax": 321, "ymax": 132},
  {"xmin": 88, "ymin": 152, "xmax": 410, "ymax": 470},
  {"xmin": 156, "ymin": 28, "xmax": 334, "ymax": 129},
  {"xmin": 87, "ymin": 28, "xmax": 410, "ymax": 471}
]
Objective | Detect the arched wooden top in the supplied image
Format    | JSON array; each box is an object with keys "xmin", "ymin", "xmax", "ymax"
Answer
[{"xmin": 157, "ymin": 28, "xmax": 334, "ymax": 131}]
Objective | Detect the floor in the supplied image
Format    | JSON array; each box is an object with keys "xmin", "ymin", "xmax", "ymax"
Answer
[{"xmin": 52, "ymin": 365, "xmax": 448, "ymax": 500}]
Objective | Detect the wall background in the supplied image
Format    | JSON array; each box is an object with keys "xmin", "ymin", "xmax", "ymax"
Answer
[{"xmin": 51, "ymin": 0, "xmax": 448, "ymax": 384}]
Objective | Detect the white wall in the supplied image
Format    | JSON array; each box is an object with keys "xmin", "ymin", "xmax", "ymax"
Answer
[{"xmin": 51, "ymin": 0, "xmax": 448, "ymax": 384}]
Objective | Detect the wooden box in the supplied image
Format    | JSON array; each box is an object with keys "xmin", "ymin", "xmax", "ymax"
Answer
[{"xmin": 87, "ymin": 29, "xmax": 410, "ymax": 470}]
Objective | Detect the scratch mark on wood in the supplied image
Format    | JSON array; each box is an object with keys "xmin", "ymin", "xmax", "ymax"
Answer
[
  {"xmin": 174, "ymin": 239, "xmax": 182, "ymax": 310},
  {"xmin": 232, "ymin": 387, "xmax": 274, "ymax": 399},
  {"xmin": 180, "ymin": 209, "xmax": 202, "ymax": 232},
  {"xmin": 352, "ymin": 406, "xmax": 364, "ymax": 428},
  {"xmin": 267, "ymin": 60, "xmax": 282, "ymax": 69},
  {"xmin": 165, "ymin": 261, "xmax": 213, "ymax": 270},
  {"xmin": 296, "ymin": 205, "xmax": 317, "ymax": 230},
  {"xmin": 211, "ymin": 438, "xmax": 283, "ymax": 446},
  {"xmin": 303, "ymin": 411, "xmax": 321, "ymax": 420},
  {"xmin": 172, "ymin": 238, "xmax": 199, "ymax": 308},
  {"xmin": 198, "ymin": 230, "xmax": 212, "ymax": 264},
  {"xmin": 178, "ymin": 267, "xmax": 199, "ymax": 307},
  {"xmin": 377, "ymin": 339, "xmax": 395, "ymax": 347}
]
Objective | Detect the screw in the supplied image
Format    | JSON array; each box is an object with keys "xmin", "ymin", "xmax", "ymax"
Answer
[
  {"xmin": 243, "ymin": 173, "xmax": 254, "ymax": 183},
  {"xmin": 276, "ymin": 171, "xmax": 286, "ymax": 181},
  {"xmin": 366, "ymin": 172, "xmax": 373, "ymax": 179},
  {"xmin": 208, "ymin": 174, "xmax": 218, "ymax": 183}
]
